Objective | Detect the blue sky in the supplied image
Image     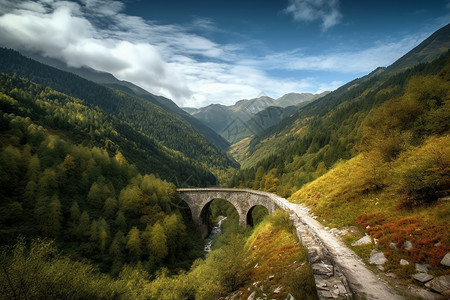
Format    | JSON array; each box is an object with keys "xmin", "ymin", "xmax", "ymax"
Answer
[{"xmin": 0, "ymin": 0, "xmax": 449, "ymax": 107}]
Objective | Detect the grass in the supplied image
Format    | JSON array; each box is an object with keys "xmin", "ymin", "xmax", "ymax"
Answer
[
  {"xmin": 288, "ymin": 151, "xmax": 450, "ymax": 278},
  {"xmin": 238, "ymin": 211, "xmax": 317, "ymax": 300}
]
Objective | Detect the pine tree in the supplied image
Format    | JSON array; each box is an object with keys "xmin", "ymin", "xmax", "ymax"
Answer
[
  {"xmin": 115, "ymin": 210, "xmax": 126, "ymax": 231},
  {"xmin": 103, "ymin": 197, "xmax": 117, "ymax": 218},
  {"xmin": 77, "ymin": 211, "xmax": 91, "ymax": 238},
  {"xmin": 126, "ymin": 226, "xmax": 141, "ymax": 261},
  {"xmin": 150, "ymin": 222, "xmax": 168, "ymax": 264},
  {"xmin": 46, "ymin": 194, "xmax": 62, "ymax": 237},
  {"xmin": 69, "ymin": 201, "xmax": 81, "ymax": 235},
  {"xmin": 109, "ymin": 230, "xmax": 125, "ymax": 262}
]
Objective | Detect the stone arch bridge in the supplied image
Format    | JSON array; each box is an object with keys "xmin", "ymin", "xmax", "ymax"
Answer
[{"xmin": 177, "ymin": 188, "xmax": 285, "ymax": 238}]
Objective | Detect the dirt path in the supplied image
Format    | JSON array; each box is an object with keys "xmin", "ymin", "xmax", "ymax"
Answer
[{"xmin": 278, "ymin": 199, "xmax": 405, "ymax": 300}]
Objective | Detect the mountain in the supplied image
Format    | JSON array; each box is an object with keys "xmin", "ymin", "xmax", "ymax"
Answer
[
  {"xmin": 275, "ymin": 92, "xmax": 328, "ymax": 107},
  {"xmin": 24, "ymin": 53, "xmax": 230, "ymax": 150},
  {"xmin": 229, "ymin": 23, "xmax": 450, "ymax": 195},
  {"xmin": 384, "ymin": 23, "xmax": 450, "ymax": 75},
  {"xmin": 187, "ymin": 92, "xmax": 325, "ymax": 143},
  {"xmin": 0, "ymin": 48, "xmax": 238, "ymax": 185}
]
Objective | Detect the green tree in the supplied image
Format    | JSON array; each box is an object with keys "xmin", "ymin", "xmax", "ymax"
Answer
[
  {"xmin": 253, "ymin": 166, "xmax": 265, "ymax": 190},
  {"xmin": 77, "ymin": 211, "xmax": 91, "ymax": 238},
  {"xmin": 68, "ymin": 201, "xmax": 81, "ymax": 232},
  {"xmin": 114, "ymin": 210, "xmax": 127, "ymax": 232},
  {"xmin": 150, "ymin": 222, "xmax": 168, "ymax": 264},
  {"xmin": 126, "ymin": 227, "xmax": 141, "ymax": 261},
  {"xmin": 103, "ymin": 197, "xmax": 117, "ymax": 218}
]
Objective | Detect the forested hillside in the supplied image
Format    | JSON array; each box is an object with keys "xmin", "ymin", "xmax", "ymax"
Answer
[
  {"xmin": 287, "ymin": 61, "xmax": 449, "ymax": 279},
  {"xmin": 229, "ymin": 50, "xmax": 450, "ymax": 197},
  {"xmin": 24, "ymin": 53, "xmax": 231, "ymax": 150},
  {"xmin": 0, "ymin": 73, "xmax": 210, "ymax": 274},
  {"xmin": 0, "ymin": 48, "xmax": 238, "ymax": 184}
]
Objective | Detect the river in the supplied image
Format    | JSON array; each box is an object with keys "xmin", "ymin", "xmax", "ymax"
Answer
[{"xmin": 204, "ymin": 216, "xmax": 227, "ymax": 252}]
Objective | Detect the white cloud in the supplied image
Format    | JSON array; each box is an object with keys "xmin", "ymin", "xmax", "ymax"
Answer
[
  {"xmin": 256, "ymin": 33, "xmax": 428, "ymax": 74},
  {"xmin": 284, "ymin": 0, "xmax": 342, "ymax": 31},
  {"xmin": 0, "ymin": 0, "xmax": 436, "ymax": 108}
]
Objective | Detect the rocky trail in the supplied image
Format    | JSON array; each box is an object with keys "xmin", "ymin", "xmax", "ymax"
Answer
[{"xmin": 251, "ymin": 191, "xmax": 403, "ymax": 300}]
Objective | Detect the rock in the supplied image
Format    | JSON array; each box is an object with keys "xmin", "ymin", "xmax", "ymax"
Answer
[
  {"xmin": 312, "ymin": 263, "xmax": 334, "ymax": 277},
  {"xmin": 335, "ymin": 281, "xmax": 347, "ymax": 294},
  {"xmin": 315, "ymin": 278, "xmax": 329, "ymax": 290},
  {"xmin": 376, "ymin": 264, "xmax": 385, "ymax": 271},
  {"xmin": 386, "ymin": 273, "xmax": 397, "ymax": 278},
  {"xmin": 247, "ymin": 291, "xmax": 256, "ymax": 300},
  {"xmin": 407, "ymin": 284, "xmax": 442, "ymax": 300},
  {"xmin": 268, "ymin": 275, "xmax": 274, "ymax": 281},
  {"xmin": 413, "ymin": 273, "xmax": 434, "ymax": 283},
  {"xmin": 286, "ymin": 293, "xmax": 295, "ymax": 300},
  {"xmin": 404, "ymin": 240, "xmax": 413, "ymax": 251},
  {"xmin": 319, "ymin": 290, "xmax": 333, "ymax": 298},
  {"xmin": 400, "ymin": 259, "xmax": 409, "ymax": 265},
  {"xmin": 370, "ymin": 250, "xmax": 388, "ymax": 265},
  {"xmin": 416, "ymin": 263, "xmax": 430, "ymax": 273},
  {"xmin": 351, "ymin": 235, "xmax": 372, "ymax": 246},
  {"xmin": 440, "ymin": 253, "xmax": 450, "ymax": 267},
  {"xmin": 389, "ymin": 242, "xmax": 398, "ymax": 250},
  {"xmin": 348, "ymin": 226, "xmax": 362, "ymax": 237},
  {"xmin": 426, "ymin": 275, "xmax": 450, "ymax": 294}
]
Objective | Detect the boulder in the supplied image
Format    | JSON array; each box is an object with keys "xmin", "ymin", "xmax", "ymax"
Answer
[
  {"xmin": 370, "ymin": 250, "xmax": 388, "ymax": 265},
  {"xmin": 376, "ymin": 264, "xmax": 385, "ymax": 271},
  {"xmin": 440, "ymin": 253, "xmax": 450, "ymax": 267},
  {"xmin": 389, "ymin": 242, "xmax": 398, "ymax": 250},
  {"xmin": 247, "ymin": 291, "xmax": 256, "ymax": 300},
  {"xmin": 400, "ymin": 259, "xmax": 409, "ymax": 265},
  {"xmin": 407, "ymin": 284, "xmax": 443, "ymax": 300},
  {"xmin": 404, "ymin": 240, "xmax": 413, "ymax": 251},
  {"xmin": 273, "ymin": 286, "xmax": 282, "ymax": 294},
  {"xmin": 319, "ymin": 290, "xmax": 333, "ymax": 298},
  {"xmin": 413, "ymin": 273, "xmax": 434, "ymax": 283},
  {"xmin": 415, "ymin": 263, "xmax": 430, "ymax": 273},
  {"xmin": 312, "ymin": 263, "xmax": 334, "ymax": 277},
  {"xmin": 351, "ymin": 235, "xmax": 372, "ymax": 246},
  {"xmin": 315, "ymin": 278, "xmax": 329, "ymax": 290},
  {"xmin": 425, "ymin": 275, "xmax": 450, "ymax": 294}
]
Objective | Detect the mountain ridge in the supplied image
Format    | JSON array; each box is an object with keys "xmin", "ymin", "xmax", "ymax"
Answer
[
  {"xmin": 0, "ymin": 48, "xmax": 238, "ymax": 184},
  {"xmin": 184, "ymin": 92, "xmax": 327, "ymax": 144},
  {"xmin": 21, "ymin": 52, "xmax": 230, "ymax": 150}
]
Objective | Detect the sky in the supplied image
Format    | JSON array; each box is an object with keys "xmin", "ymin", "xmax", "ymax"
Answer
[{"xmin": 0, "ymin": 1, "xmax": 449, "ymax": 107}]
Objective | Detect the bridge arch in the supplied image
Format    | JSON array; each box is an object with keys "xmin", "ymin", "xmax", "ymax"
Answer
[
  {"xmin": 246, "ymin": 205, "xmax": 269, "ymax": 227},
  {"xmin": 177, "ymin": 188, "xmax": 281, "ymax": 238}
]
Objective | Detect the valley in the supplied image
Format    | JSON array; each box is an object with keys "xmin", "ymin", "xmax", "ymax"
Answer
[{"xmin": 0, "ymin": 1, "xmax": 449, "ymax": 299}]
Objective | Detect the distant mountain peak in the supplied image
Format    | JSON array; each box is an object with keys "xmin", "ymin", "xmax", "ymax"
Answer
[{"xmin": 257, "ymin": 91, "xmax": 267, "ymax": 98}]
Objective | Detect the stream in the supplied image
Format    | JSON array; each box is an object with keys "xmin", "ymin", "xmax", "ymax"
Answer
[{"xmin": 204, "ymin": 216, "xmax": 227, "ymax": 252}]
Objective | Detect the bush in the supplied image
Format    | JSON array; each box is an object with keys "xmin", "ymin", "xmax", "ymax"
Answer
[{"xmin": 392, "ymin": 136, "xmax": 450, "ymax": 206}]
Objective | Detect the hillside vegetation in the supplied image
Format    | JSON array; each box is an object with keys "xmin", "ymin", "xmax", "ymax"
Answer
[
  {"xmin": 289, "ymin": 66, "xmax": 449, "ymax": 270},
  {"xmin": 0, "ymin": 48, "xmax": 238, "ymax": 185},
  {"xmin": 0, "ymin": 211, "xmax": 315, "ymax": 299},
  {"xmin": 229, "ymin": 51, "xmax": 449, "ymax": 197}
]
